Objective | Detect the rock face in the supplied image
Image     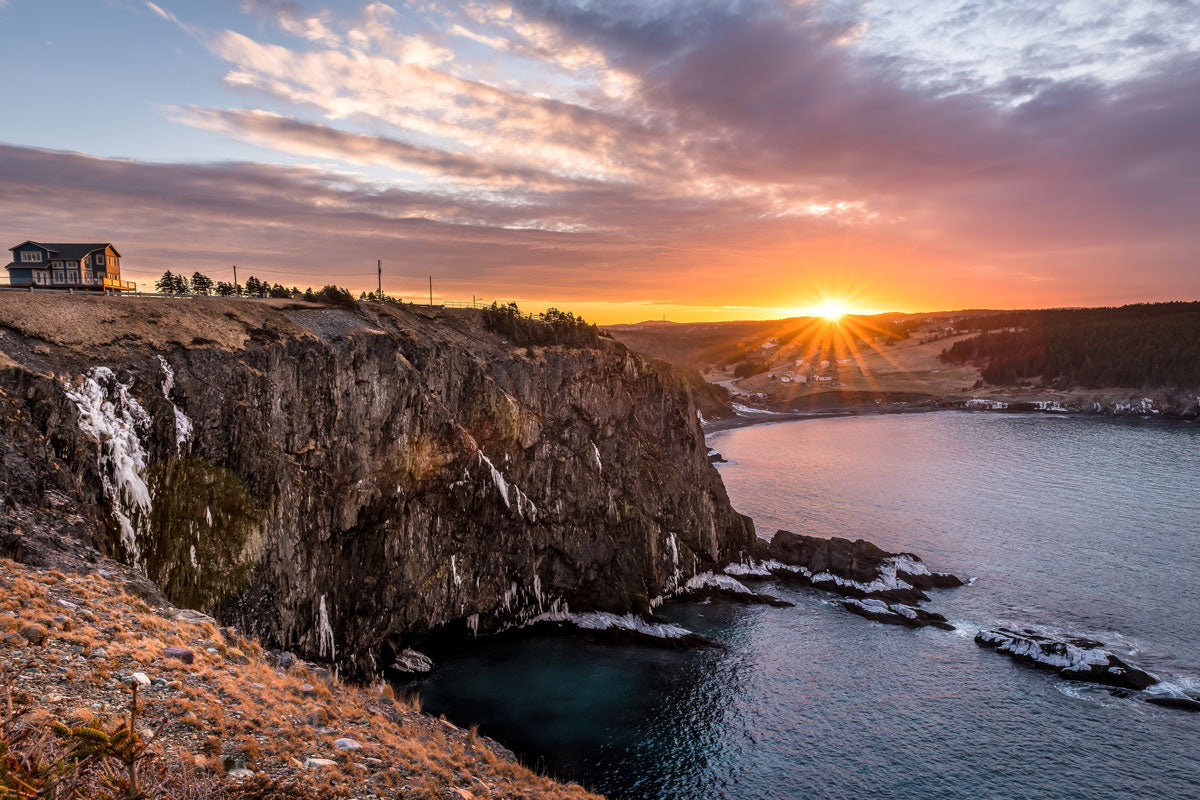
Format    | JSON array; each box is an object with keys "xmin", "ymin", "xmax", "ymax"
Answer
[
  {"xmin": 0, "ymin": 299, "xmax": 754, "ymax": 677},
  {"xmin": 975, "ymin": 628, "xmax": 1158, "ymax": 690},
  {"xmin": 755, "ymin": 530, "xmax": 964, "ymax": 604}
]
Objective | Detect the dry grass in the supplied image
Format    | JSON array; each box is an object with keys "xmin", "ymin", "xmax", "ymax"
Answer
[
  {"xmin": 0, "ymin": 559, "xmax": 601, "ymax": 800},
  {"xmin": 0, "ymin": 294, "xmax": 317, "ymax": 356}
]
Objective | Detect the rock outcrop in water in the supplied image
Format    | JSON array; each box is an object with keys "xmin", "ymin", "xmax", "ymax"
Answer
[
  {"xmin": 839, "ymin": 598, "xmax": 954, "ymax": 630},
  {"xmin": 0, "ymin": 295, "xmax": 754, "ymax": 677},
  {"xmin": 750, "ymin": 530, "xmax": 964, "ymax": 604},
  {"xmin": 975, "ymin": 628, "xmax": 1158, "ymax": 690}
]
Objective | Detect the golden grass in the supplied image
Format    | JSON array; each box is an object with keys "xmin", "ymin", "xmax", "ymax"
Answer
[{"xmin": 0, "ymin": 559, "xmax": 602, "ymax": 799}]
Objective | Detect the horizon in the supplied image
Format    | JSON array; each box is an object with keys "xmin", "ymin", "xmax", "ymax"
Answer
[{"xmin": 3, "ymin": 0, "xmax": 1199, "ymax": 324}]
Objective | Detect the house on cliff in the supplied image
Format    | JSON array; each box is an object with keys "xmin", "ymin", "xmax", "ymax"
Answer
[{"xmin": 5, "ymin": 241, "xmax": 135, "ymax": 291}]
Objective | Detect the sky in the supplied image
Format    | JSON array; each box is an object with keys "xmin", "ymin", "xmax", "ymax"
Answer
[{"xmin": 0, "ymin": 0, "xmax": 1198, "ymax": 323}]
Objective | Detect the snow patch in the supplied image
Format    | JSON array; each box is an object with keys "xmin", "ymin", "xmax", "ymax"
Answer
[
  {"xmin": 685, "ymin": 572, "xmax": 754, "ymax": 595},
  {"xmin": 965, "ymin": 398, "xmax": 1008, "ymax": 410},
  {"xmin": 157, "ymin": 355, "xmax": 193, "ymax": 451},
  {"xmin": 62, "ymin": 368, "xmax": 153, "ymax": 563},
  {"xmin": 528, "ymin": 610, "xmax": 693, "ymax": 640},
  {"xmin": 591, "ymin": 442, "xmax": 603, "ymax": 472},
  {"xmin": 317, "ymin": 594, "xmax": 336, "ymax": 660},
  {"xmin": 723, "ymin": 559, "xmax": 809, "ymax": 577},
  {"xmin": 732, "ymin": 403, "xmax": 784, "ymax": 416},
  {"xmin": 477, "ymin": 451, "xmax": 538, "ymax": 522}
]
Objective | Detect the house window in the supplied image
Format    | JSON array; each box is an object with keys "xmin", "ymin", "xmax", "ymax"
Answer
[
  {"xmin": 20, "ymin": 251, "xmax": 42, "ymax": 262},
  {"xmin": 95, "ymin": 254, "xmax": 106, "ymax": 266},
  {"xmin": 52, "ymin": 271, "xmax": 65, "ymax": 284},
  {"xmin": 34, "ymin": 271, "xmax": 48, "ymax": 285}
]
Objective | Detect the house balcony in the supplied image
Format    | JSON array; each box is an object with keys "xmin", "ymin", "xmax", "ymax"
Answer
[{"xmin": 5, "ymin": 275, "xmax": 135, "ymax": 291}]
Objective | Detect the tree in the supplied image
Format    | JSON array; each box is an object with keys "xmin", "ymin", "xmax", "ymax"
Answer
[
  {"xmin": 302, "ymin": 287, "xmax": 316, "ymax": 302},
  {"xmin": 269, "ymin": 283, "xmax": 290, "ymax": 298},
  {"xmin": 190, "ymin": 271, "xmax": 214, "ymax": 296},
  {"xmin": 244, "ymin": 276, "xmax": 263, "ymax": 297},
  {"xmin": 155, "ymin": 270, "xmax": 176, "ymax": 295},
  {"xmin": 215, "ymin": 281, "xmax": 237, "ymax": 297},
  {"xmin": 173, "ymin": 273, "xmax": 191, "ymax": 295}
]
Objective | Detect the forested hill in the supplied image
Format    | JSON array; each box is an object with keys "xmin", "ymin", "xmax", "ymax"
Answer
[{"xmin": 940, "ymin": 302, "xmax": 1200, "ymax": 388}]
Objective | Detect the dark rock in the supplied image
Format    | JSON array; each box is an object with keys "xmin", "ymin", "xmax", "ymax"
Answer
[
  {"xmin": 18, "ymin": 623, "xmax": 49, "ymax": 646},
  {"xmin": 163, "ymin": 646, "xmax": 195, "ymax": 664},
  {"xmin": 756, "ymin": 530, "xmax": 964, "ymax": 604},
  {"xmin": 839, "ymin": 598, "xmax": 955, "ymax": 630},
  {"xmin": 975, "ymin": 628, "xmax": 1158, "ymax": 691},
  {"xmin": 1143, "ymin": 695, "xmax": 1200, "ymax": 712}
]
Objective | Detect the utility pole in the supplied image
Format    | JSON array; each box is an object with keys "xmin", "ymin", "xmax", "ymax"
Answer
[
  {"xmin": 377, "ymin": 259, "xmax": 382, "ymax": 299},
  {"xmin": 232, "ymin": 265, "xmax": 237, "ymax": 286},
  {"xmin": 429, "ymin": 275, "xmax": 433, "ymax": 307}
]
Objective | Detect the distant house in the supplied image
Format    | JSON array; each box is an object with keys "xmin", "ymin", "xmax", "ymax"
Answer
[{"xmin": 5, "ymin": 241, "xmax": 134, "ymax": 291}]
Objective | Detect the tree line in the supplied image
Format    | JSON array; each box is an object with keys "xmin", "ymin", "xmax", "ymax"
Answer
[
  {"xmin": 155, "ymin": 270, "xmax": 303, "ymax": 298},
  {"xmin": 940, "ymin": 302, "xmax": 1200, "ymax": 388},
  {"xmin": 481, "ymin": 301, "xmax": 606, "ymax": 349},
  {"xmin": 154, "ymin": 271, "xmax": 404, "ymax": 305}
]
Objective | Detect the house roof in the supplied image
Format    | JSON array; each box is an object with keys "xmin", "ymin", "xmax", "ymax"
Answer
[{"xmin": 9, "ymin": 241, "xmax": 120, "ymax": 259}]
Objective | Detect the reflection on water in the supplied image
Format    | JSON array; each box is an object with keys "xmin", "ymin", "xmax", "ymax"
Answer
[{"xmin": 417, "ymin": 413, "xmax": 1200, "ymax": 800}]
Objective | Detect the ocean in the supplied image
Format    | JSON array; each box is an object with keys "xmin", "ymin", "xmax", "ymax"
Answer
[{"xmin": 418, "ymin": 412, "xmax": 1200, "ymax": 799}]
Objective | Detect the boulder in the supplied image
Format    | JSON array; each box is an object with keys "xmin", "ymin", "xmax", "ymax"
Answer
[
  {"xmin": 18, "ymin": 623, "xmax": 49, "ymax": 646},
  {"xmin": 392, "ymin": 649, "xmax": 434, "ymax": 674},
  {"xmin": 164, "ymin": 646, "xmax": 195, "ymax": 664}
]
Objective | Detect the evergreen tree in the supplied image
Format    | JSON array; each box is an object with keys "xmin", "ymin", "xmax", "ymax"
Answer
[
  {"xmin": 303, "ymin": 287, "xmax": 316, "ymax": 302},
  {"xmin": 244, "ymin": 276, "xmax": 262, "ymax": 297},
  {"xmin": 155, "ymin": 271, "xmax": 176, "ymax": 295},
  {"xmin": 215, "ymin": 281, "xmax": 236, "ymax": 297},
  {"xmin": 269, "ymin": 283, "xmax": 290, "ymax": 298},
  {"xmin": 190, "ymin": 271, "xmax": 214, "ymax": 296},
  {"xmin": 173, "ymin": 273, "xmax": 191, "ymax": 295}
]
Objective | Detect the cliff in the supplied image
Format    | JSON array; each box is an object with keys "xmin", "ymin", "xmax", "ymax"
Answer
[{"xmin": 0, "ymin": 294, "xmax": 754, "ymax": 677}]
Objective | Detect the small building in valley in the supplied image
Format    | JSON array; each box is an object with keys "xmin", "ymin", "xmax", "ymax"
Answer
[{"xmin": 5, "ymin": 241, "xmax": 135, "ymax": 291}]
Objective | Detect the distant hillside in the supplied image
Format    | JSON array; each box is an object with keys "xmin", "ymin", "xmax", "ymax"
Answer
[
  {"xmin": 940, "ymin": 302, "xmax": 1200, "ymax": 388},
  {"xmin": 605, "ymin": 314, "xmax": 936, "ymax": 373}
]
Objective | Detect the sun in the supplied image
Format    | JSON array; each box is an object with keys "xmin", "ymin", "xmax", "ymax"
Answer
[{"xmin": 816, "ymin": 300, "xmax": 849, "ymax": 322}]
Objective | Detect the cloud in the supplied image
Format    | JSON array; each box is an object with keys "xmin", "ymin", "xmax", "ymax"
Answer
[{"xmin": 8, "ymin": 0, "xmax": 1199, "ymax": 315}]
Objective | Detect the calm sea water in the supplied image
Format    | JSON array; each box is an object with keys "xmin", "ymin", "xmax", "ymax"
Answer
[{"xmin": 417, "ymin": 412, "xmax": 1200, "ymax": 799}]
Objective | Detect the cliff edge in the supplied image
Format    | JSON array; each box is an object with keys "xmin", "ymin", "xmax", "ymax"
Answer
[{"xmin": 0, "ymin": 293, "xmax": 754, "ymax": 677}]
